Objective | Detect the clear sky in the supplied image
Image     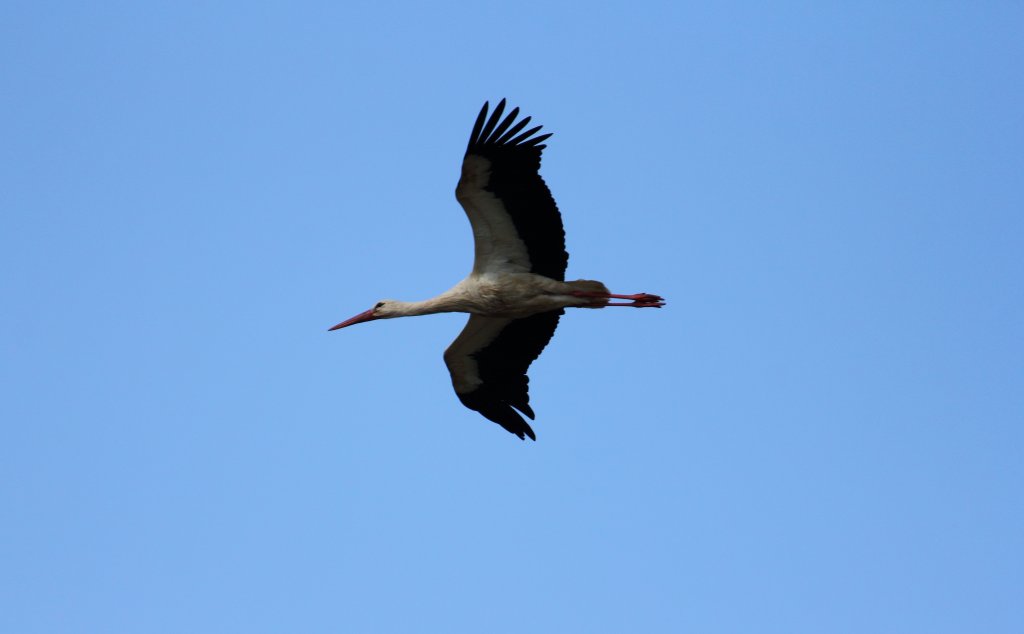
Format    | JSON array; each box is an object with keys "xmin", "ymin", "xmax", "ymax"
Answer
[{"xmin": 2, "ymin": 2, "xmax": 1022, "ymax": 632}]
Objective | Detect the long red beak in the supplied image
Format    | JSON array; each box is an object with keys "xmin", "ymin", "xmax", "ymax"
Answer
[{"xmin": 328, "ymin": 308, "xmax": 378, "ymax": 331}]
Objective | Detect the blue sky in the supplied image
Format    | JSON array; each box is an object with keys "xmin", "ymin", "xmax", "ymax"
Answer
[{"xmin": 3, "ymin": 2, "xmax": 1022, "ymax": 632}]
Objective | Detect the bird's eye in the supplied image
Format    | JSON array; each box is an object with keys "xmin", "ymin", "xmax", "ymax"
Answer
[{"xmin": 375, "ymin": 302, "xmax": 385, "ymax": 310}]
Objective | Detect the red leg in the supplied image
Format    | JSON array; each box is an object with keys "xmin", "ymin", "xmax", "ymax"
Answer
[
  {"xmin": 571, "ymin": 290, "xmax": 665, "ymax": 308},
  {"xmin": 603, "ymin": 299, "xmax": 665, "ymax": 307}
]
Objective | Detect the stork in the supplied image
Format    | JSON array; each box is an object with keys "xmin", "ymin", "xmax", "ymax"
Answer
[{"xmin": 330, "ymin": 100, "xmax": 664, "ymax": 440}]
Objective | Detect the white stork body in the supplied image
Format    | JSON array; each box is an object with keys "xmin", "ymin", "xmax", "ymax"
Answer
[{"xmin": 330, "ymin": 100, "xmax": 664, "ymax": 440}]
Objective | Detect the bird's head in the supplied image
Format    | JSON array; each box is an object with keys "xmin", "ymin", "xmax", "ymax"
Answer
[{"xmin": 328, "ymin": 300, "xmax": 398, "ymax": 331}]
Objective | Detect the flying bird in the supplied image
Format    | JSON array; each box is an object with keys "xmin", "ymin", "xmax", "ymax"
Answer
[{"xmin": 330, "ymin": 100, "xmax": 664, "ymax": 440}]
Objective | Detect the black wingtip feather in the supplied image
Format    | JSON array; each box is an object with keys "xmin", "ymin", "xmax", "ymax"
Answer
[
  {"xmin": 494, "ymin": 115, "xmax": 531, "ymax": 144},
  {"xmin": 467, "ymin": 101, "xmax": 489, "ymax": 152},
  {"xmin": 487, "ymin": 106, "xmax": 520, "ymax": 143},
  {"xmin": 514, "ymin": 402, "xmax": 536, "ymax": 420},
  {"xmin": 467, "ymin": 101, "xmax": 553, "ymax": 151},
  {"xmin": 457, "ymin": 389, "xmax": 537, "ymax": 441},
  {"xmin": 507, "ymin": 124, "xmax": 544, "ymax": 146},
  {"xmin": 478, "ymin": 99, "xmax": 506, "ymax": 143},
  {"xmin": 520, "ymin": 132, "xmax": 553, "ymax": 148}
]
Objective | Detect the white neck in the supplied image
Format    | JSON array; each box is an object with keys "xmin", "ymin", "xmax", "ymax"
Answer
[{"xmin": 388, "ymin": 294, "xmax": 467, "ymax": 318}]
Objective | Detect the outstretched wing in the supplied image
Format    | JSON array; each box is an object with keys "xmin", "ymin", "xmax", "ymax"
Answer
[
  {"xmin": 455, "ymin": 99, "xmax": 568, "ymax": 280},
  {"xmin": 443, "ymin": 310, "xmax": 564, "ymax": 440}
]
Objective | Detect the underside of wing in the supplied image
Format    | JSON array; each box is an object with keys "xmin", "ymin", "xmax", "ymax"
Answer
[
  {"xmin": 443, "ymin": 310, "xmax": 564, "ymax": 440},
  {"xmin": 455, "ymin": 100, "xmax": 568, "ymax": 280}
]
